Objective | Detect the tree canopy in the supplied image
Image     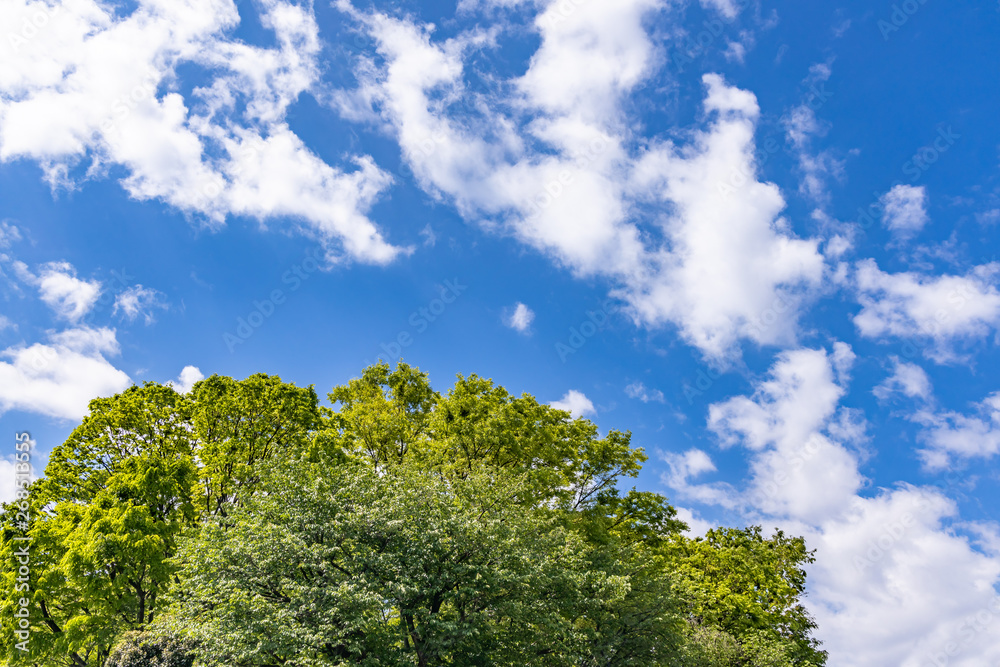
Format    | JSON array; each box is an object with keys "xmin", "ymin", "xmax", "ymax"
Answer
[{"xmin": 0, "ymin": 362, "xmax": 826, "ymax": 666}]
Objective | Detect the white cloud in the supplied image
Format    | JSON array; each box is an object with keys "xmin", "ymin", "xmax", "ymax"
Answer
[
  {"xmin": 337, "ymin": 2, "xmax": 825, "ymax": 361},
  {"xmin": 881, "ymin": 184, "xmax": 929, "ymax": 236},
  {"xmin": 113, "ymin": 285, "xmax": 168, "ymax": 324},
  {"xmin": 456, "ymin": 0, "xmax": 530, "ymax": 12},
  {"xmin": 722, "ymin": 32, "xmax": 754, "ymax": 64},
  {"xmin": 0, "ymin": 0, "xmax": 403, "ymax": 264},
  {"xmin": 785, "ymin": 102, "xmax": 823, "ymax": 148},
  {"xmin": 699, "ymin": 0, "xmax": 739, "ymax": 19},
  {"xmin": 806, "ymin": 489, "xmax": 1000, "ymax": 667},
  {"xmin": 551, "ymin": 390, "xmax": 595, "ymax": 419},
  {"xmin": 707, "ymin": 344, "xmax": 864, "ymax": 523},
  {"xmin": 661, "ymin": 448, "xmax": 738, "ymax": 508},
  {"xmin": 504, "ymin": 302, "xmax": 535, "ymax": 333},
  {"xmin": 0, "ymin": 315, "xmax": 13, "ymax": 332},
  {"xmin": 853, "ymin": 259, "xmax": 1000, "ymax": 361},
  {"xmin": 673, "ymin": 506, "xmax": 714, "ymax": 538},
  {"xmin": 0, "ymin": 221, "xmax": 21, "ymax": 248},
  {"xmin": 873, "ymin": 357, "xmax": 933, "ymax": 402},
  {"xmin": 0, "ymin": 327, "xmax": 131, "ymax": 420},
  {"xmin": 169, "ymin": 365, "xmax": 204, "ymax": 394},
  {"xmin": 419, "ymin": 224, "xmax": 436, "ymax": 247},
  {"xmin": 696, "ymin": 345, "xmax": 1000, "ymax": 667},
  {"xmin": 625, "ymin": 381, "xmax": 665, "ymax": 403},
  {"xmin": 783, "ymin": 63, "xmax": 841, "ymax": 204},
  {"xmin": 913, "ymin": 392, "xmax": 1000, "ymax": 470},
  {"xmin": 977, "ymin": 208, "xmax": 1000, "ymax": 225},
  {"xmin": 15, "ymin": 260, "xmax": 101, "ymax": 322}
]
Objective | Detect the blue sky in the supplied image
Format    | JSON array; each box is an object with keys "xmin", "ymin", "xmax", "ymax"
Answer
[{"xmin": 3, "ymin": 0, "xmax": 1000, "ymax": 664}]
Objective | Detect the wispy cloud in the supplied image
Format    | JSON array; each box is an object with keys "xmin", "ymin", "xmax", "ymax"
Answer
[
  {"xmin": 114, "ymin": 285, "xmax": 168, "ymax": 325},
  {"xmin": 625, "ymin": 381, "xmax": 665, "ymax": 403},
  {"xmin": 504, "ymin": 302, "xmax": 535, "ymax": 334}
]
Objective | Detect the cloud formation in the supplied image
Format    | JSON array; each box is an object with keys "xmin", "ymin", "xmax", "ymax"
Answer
[
  {"xmin": 551, "ymin": 390, "xmax": 596, "ymax": 419},
  {"xmin": 335, "ymin": 2, "xmax": 825, "ymax": 361},
  {"xmin": 13, "ymin": 260, "xmax": 101, "ymax": 322},
  {"xmin": 504, "ymin": 302, "xmax": 535, "ymax": 333},
  {"xmin": 0, "ymin": 327, "xmax": 131, "ymax": 420},
  {"xmin": 0, "ymin": 0, "xmax": 404, "ymax": 264},
  {"xmin": 853, "ymin": 259, "xmax": 1000, "ymax": 362},
  {"xmin": 664, "ymin": 344, "xmax": 1000, "ymax": 666},
  {"xmin": 881, "ymin": 184, "xmax": 929, "ymax": 236}
]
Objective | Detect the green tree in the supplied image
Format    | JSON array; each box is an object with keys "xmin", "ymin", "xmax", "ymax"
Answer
[
  {"xmin": 163, "ymin": 461, "xmax": 629, "ymax": 666},
  {"xmin": 0, "ymin": 374, "xmax": 319, "ymax": 667},
  {"xmin": 190, "ymin": 373, "xmax": 321, "ymax": 516},
  {"xmin": 0, "ymin": 384, "xmax": 196, "ymax": 667},
  {"xmin": 0, "ymin": 363, "xmax": 826, "ymax": 666},
  {"xmin": 667, "ymin": 527, "xmax": 826, "ymax": 665},
  {"xmin": 106, "ymin": 632, "xmax": 196, "ymax": 667}
]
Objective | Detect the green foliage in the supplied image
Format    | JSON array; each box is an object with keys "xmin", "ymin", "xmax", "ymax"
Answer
[
  {"xmin": 164, "ymin": 461, "xmax": 616, "ymax": 666},
  {"xmin": 0, "ymin": 375, "xmax": 318, "ymax": 667},
  {"xmin": 191, "ymin": 373, "xmax": 321, "ymax": 516},
  {"xmin": 682, "ymin": 626, "xmax": 807, "ymax": 667},
  {"xmin": 106, "ymin": 632, "xmax": 196, "ymax": 667},
  {"xmin": 0, "ymin": 383, "xmax": 198, "ymax": 667},
  {"xmin": 667, "ymin": 527, "xmax": 827, "ymax": 665},
  {"xmin": 0, "ymin": 362, "xmax": 827, "ymax": 667}
]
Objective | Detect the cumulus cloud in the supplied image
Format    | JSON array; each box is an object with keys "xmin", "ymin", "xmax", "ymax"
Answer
[
  {"xmin": 0, "ymin": 0, "xmax": 403, "ymax": 264},
  {"xmin": 873, "ymin": 357, "xmax": 933, "ymax": 402},
  {"xmin": 673, "ymin": 506, "xmax": 714, "ymax": 538},
  {"xmin": 551, "ymin": 390, "xmax": 596, "ymax": 419},
  {"xmin": 853, "ymin": 259, "xmax": 1000, "ymax": 361},
  {"xmin": 504, "ymin": 302, "xmax": 535, "ymax": 333},
  {"xmin": 881, "ymin": 184, "xmax": 929, "ymax": 236},
  {"xmin": 113, "ymin": 285, "xmax": 168, "ymax": 324},
  {"xmin": 707, "ymin": 344, "xmax": 864, "ymax": 523},
  {"xmin": 14, "ymin": 260, "xmax": 101, "ymax": 322},
  {"xmin": 0, "ymin": 327, "xmax": 131, "ymax": 420},
  {"xmin": 661, "ymin": 448, "xmax": 738, "ymax": 508},
  {"xmin": 625, "ymin": 381, "xmax": 665, "ymax": 403},
  {"xmin": 913, "ymin": 392, "xmax": 1000, "ymax": 471},
  {"xmin": 336, "ymin": 2, "xmax": 825, "ymax": 361},
  {"xmin": 169, "ymin": 365, "xmax": 204, "ymax": 394},
  {"xmin": 685, "ymin": 344, "xmax": 1000, "ymax": 666},
  {"xmin": 807, "ymin": 488, "xmax": 1000, "ymax": 667}
]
